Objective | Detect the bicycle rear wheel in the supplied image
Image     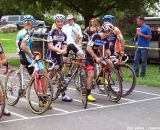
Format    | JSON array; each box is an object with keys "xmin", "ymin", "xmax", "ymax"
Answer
[
  {"xmin": 106, "ymin": 68, "xmax": 122, "ymax": 102},
  {"xmin": 5, "ymin": 69, "xmax": 21, "ymax": 106},
  {"xmin": 116, "ymin": 64, "xmax": 136, "ymax": 97},
  {"xmin": 0, "ymin": 80, "xmax": 5, "ymax": 118},
  {"xmin": 27, "ymin": 73, "xmax": 53, "ymax": 114}
]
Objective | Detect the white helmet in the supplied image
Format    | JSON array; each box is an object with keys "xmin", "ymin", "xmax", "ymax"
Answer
[
  {"xmin": 102, "ymin": 22, "xmax": 114, "ymax": 32},
  {"xmin": 54, "ymin": 14, "xmax": 65, "ymax": 21}
]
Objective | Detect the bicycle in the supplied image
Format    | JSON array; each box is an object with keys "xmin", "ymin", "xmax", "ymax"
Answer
[
  {"xmin": 5, "ymin": 59, "xmax": 53, "ymax": 114},
  {"xmin": 48, "ymin": 58, "xmax": 88, "ymax": 108},
  {"xmin": 73, "ymin": 57, "xmax": 123, "ymax": 102}
]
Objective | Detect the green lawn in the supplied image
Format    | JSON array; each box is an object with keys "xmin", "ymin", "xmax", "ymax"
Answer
[{"xmin": 0, "ymin": 32, "xmax": 17, "ymax": 53}]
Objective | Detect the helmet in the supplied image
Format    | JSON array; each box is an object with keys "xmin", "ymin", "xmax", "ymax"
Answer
[
  {"xmin": 54, "ymin": 14, "xmax": 65, "ymax": 21},
  {"xmin": 102, "ymin": 23, "xmax": 114, "ymax": 32},
  {"xmin": 103, "ymin": 15, "xmax": 115, "ymax": 23},
  {"xmin": 22, "ymin": 15, "xmax": 35, "ymax": 24}
]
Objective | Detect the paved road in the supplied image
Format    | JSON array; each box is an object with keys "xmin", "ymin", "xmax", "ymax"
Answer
[{"xmin": 0, "ymin": 66, "xmax": 160, "ymax": 130}]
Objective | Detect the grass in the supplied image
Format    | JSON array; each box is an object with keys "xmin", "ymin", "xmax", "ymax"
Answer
[
  {"xmin": 0, "ymin": 32, "xmax": 17, "ymax": 53},
  {"xmin": 8, "ymin": 58, "xmax": 20, "ymax": 68}
]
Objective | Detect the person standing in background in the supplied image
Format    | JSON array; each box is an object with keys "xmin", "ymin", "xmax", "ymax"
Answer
[
  {"xmin": 83, "ymin": 18, "xmax": 100, "ymax": 39},
  {"xmin": 66, "ymin": 14, "xmax": 83, "ymax": 48},
  {"xmin": 133, "ymin": 15, "xmax": 152, "ymax": 78}
]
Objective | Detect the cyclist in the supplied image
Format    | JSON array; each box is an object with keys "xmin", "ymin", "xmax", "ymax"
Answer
[
  {"xmin": 0, "ymin": 43, "xmax": 11, "ymax": 116},
  {"xmin": 85, "ymin": 23, "xmax": 114, "ymax": 102},
  {"xmin": 103, "ymin": 15, "xmax": 125, "ymax": 55},
  {"xmin": 47, "ymin": 14, "xmax": 73, "ymax": 102},
  {"xmin": 16, "ymin": 15, "xmax": 50, "ymax": 107}
]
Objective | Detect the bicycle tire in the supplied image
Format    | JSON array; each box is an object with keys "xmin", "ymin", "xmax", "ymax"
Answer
[
  {"xmin": 79, "ymin": 69, "xmax": 88, "ymax": 108},
  {"xmin": 106, "ymin": 68, "xmax": 123, "ymax": 102},
  {"xmin": 51, "ymin": 71, "xmax": 62, "ymax": 101},
  {"xmin": 0, "ymin": 80, "xmax": 5, "ymax": 118},
  {"xmin": 27, "ymin": 73, "xmax": 53, "ymax": 114},
  {"xmin": 116, "ymin": 64, "xmax": 136, "ymax": 97},
  {"xmin": 5, "ymin": 69, "xmax": 21, "ymax": 106}
]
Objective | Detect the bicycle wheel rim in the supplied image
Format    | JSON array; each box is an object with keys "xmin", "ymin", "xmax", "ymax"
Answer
[
  {"xmin": 107, "ymin": 68, "xmax": 122, "ymax": 102},
  {"xmin": 79, "ymin": 69, "xmax": 88, "ymax": 108},
  {"xmin": 5, "ymin": 69, "xmax": 21, "ymax": 106},
  {"xmin": 27, "ymin": 74, "xmax": 53, "ymax": 114},
  {"xmin": 116, "ymin": 64, "xmax": 136, "ymax": 97},
  {"xmin": 51, "ymin": 72, "xmax": 61, "ymax": 101}
]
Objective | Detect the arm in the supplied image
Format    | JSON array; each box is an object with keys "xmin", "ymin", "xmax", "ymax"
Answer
[
  {"xmin": 138, "ymin": 33, "xmax": 152, "ymax": 40},
  {"xmin": 86, "ymin": 45, "xmax": 98, "ymax": 60},
  {"xmin": 0, "ymin": 53, "xmax": 7, "ymax": 67},
  {"xmin": 48, "ymin": 42, "xmax": 63, "ymax": 53},
  {"xmin": 83, "ymin": 27, "xmax": 89, "ymax": 37},
  {"xmin": 20, "ymin": 39, "xmax": 34, "ymax": 58}
]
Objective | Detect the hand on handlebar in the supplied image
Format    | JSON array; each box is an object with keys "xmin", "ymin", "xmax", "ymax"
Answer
[{"xmin": 95, "ymin": 57, "xmax": 101, "ymax": 64}]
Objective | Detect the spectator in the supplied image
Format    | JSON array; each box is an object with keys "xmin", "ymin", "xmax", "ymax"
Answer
[
  {"xmin": 66, "ymin": 14, "xmax": 83, "ymax": 48},
  {"xmin": 158, "ymin": 28, "xmax": 160, "ymax": 74},
  {"xmin": 133, "ymin": 15, "xmax": 152, "ymax": 77},
  {"xmin": 83, "ymin": 18, "xmax": 100, "ymax": 39}
]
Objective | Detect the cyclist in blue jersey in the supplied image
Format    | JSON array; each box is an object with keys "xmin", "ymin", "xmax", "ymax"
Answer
[
  {"xmin": 16, "ymin": 15, "xmax": 35, "ymax": 75},
  {"xmin": 47, "ymin": 14, "xmax": 73, "ymax": 102},
  {"xmin": 85, "ymin": 23, "xmax": 114, "ymax": 102},
  {"xmin": 16, "ymin": 15, "xmax": 50, "ymax": 108}
]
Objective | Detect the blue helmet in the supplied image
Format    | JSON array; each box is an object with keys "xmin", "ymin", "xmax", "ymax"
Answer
[
  {"xmin": 103, "ymin": 15, "xmax": 115, "ymax": 23},
  {"xmin": 22, "ymin": 15, "xmax": 35, "ymax": 24}
]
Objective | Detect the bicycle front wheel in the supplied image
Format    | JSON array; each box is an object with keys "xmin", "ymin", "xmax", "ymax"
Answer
[
  {"xmin": 0, "ymin": 80, "xmax": 5, "ymax": 118},
  {"xmin": 79, "ymin": 69, "xmax": 88, "ymax": 108},
  {"xmin": 106, "ymin": 68, "xmax": 123, "ymax": 102},
  {"xmin": 27, "ymin": 73, "xmax": 53, "ymax": 114},
  {"xmin": 116, "ymin": 64, "xmax": 136, "ymax": 97},
  {"xmin": 5, "ymin": 69, "xmax": 21, "ymax": 106}
]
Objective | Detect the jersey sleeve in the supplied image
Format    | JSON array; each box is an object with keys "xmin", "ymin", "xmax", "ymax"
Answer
[
  {"xmin": 146, "ymin": 25, "xmax": 152, "ymax": 35},
  {"xmin": 114, "ymin": 27, "xmax": 123, "ymax": 40},
  {"xmin": 87, "ymin": 33, "xmax": 99, "ymax": 46},
  {"xmin": 47, "ymin": 30, "xmax": 54, "ymax": 43}
]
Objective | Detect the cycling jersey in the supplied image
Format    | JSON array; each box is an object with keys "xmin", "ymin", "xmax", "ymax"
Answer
[
  {"xmin": 86, "ymin": 33, "xmax": 109, "ymax": 68},
  {"xmin": 113, "ymin": 27, "xmax": 124, "ymax": 53},
  {"xmin": 107, "ymin": 32, "xmax": 117, "ymax": 55},
  {"xmin": 47, "ymin": 29, "xmax": 67, "ymax": 67}
]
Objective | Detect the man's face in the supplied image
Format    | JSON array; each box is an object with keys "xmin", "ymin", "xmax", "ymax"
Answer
[
  {"xmin": 55, "ymin": 19, "xmax": 64, "ymax": 29},
  {"xmin": 24, "ymin": 22, "xmax": 33, "ymax": 29},
  {"xmin": 137, "ymin": 19, "xmax": 144, "ymax": 26},
  {"xmin": 103, "ymin": 31, "xmax": 111, "ymax": 38},
  {"xmin": 67, "ymin": 19, "xmax": 74, "ymax": 25}
]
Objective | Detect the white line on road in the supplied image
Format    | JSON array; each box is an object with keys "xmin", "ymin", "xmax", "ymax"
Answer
[
  {"xmin": 68, "ymin": 87, "xmax": 136, "ymax": 102},
  {"xmin": 9, "ymin": 111, "xmax": 28, "ymax": 119},
  {"xmin": 7, "ymin": 95, "xmax": 70, "ymax": 113},
  {"xmin": 1, "ymin": 96, "xmax": 160, "ymax": 124}
]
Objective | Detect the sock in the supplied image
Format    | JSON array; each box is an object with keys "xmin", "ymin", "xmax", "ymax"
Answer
[{"xmin": 87, "ymin": 89, "xmax": 91, "ymax": 96}]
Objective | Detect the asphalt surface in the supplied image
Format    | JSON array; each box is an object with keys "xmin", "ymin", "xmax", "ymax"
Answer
[{"xmin": 0, "ymin": 66, "xmax": 160, "ymax": 130}]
